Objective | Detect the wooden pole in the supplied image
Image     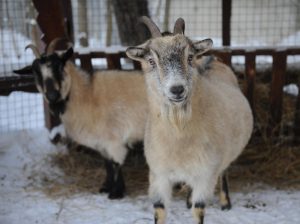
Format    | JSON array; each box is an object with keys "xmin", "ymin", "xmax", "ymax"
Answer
[
  {"xmin": 267, "ymin": 49, "xmax": 287, "ymax": 137},
  {"xmin": 244, "ymin": 50, "xmax": 256, "ymax": 113},
  {"xmin": 31, "ymin": 0, "xmax": 74, "ymax": 130},
  {"xmin": 222, "ymin": 0, "xmax": 231, "ymax": 46}
]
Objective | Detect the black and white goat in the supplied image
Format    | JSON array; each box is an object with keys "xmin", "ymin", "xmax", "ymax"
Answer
[{"xmin": 14, "ymin": 40, "xmax": 147, "ymax": 199}]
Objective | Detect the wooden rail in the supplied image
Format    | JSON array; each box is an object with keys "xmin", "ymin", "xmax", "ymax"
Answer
[{"xmin": 1, "ymin": 47, "xmax": 300, "ymax": 141}]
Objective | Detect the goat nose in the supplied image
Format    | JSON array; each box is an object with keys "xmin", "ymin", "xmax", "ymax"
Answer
[
  {"xmin": 46, "ymin": 91, "xmax": 59, "ymax": 102},
  {"xmin": 170, "ymin": 85, "xmax": 184, "ymax": 96}
]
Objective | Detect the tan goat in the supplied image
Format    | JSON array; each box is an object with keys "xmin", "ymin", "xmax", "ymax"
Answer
[
  {"xmin": 126, "ymin": 17, "xmax": 253, "ymax": 224},
  {"xmin": 14, "ymin": 42, "xmax": 147, "ymax": 199}
]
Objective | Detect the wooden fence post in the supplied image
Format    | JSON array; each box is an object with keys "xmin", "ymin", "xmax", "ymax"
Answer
[
  {"xmin": 106, "ymin": 53, "xmax": 122, "ymax": 69},
  {"xmin": 244, "ymin": 50, "xmax": 256, "ymax": 114},
  {"xmin": 32, "ymin": 0, "xmax": 74, "ymax": 130},
  {"xmin": 78, "ymin": 54, "xmax": 93, "ymax": 74},
  {"xmin": 216, "ymin": 50, "xmax": 232, "ymax": 67},
  {"xmin": 293, "ymin": 82, "xmax": 300, "ymax": 144},
  {"xmin": 267, "ymin": 49, "xmax": 287, "ymax": 137},
  {"xmin": 222, "ymin": 0, "xmax": 231, "ymax": 46}
]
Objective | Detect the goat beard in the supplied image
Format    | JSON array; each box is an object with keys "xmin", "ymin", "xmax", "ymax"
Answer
[{"xmin": 162, "ymin": 101, "xmax": 192, "ymax": 131}]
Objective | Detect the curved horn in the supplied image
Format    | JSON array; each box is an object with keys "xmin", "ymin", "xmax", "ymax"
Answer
[
  {"xmin": 173, "ymin": 18, "xmax": 185, "ymax": 35},
  {"xmin": 139, "ymin": 16, "xmax": 162, "ymax": 38},
  {"xmin": 46, "ymin": 37, "xmax": 66, "ymax": 55},
  {"xmin": 25, "ymin": 44, "xmax": 41, "ymax": 58}
]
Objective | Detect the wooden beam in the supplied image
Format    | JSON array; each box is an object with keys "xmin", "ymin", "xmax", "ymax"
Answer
[
  {"xmin": 32, "ymin": 0, "xmax": 67, "ymax": 45},
  {"xmin": 106, "ymin": 53, "xmax": 122, "ymax": 70},
  {"xmin": 78, "ymin": 54, "xmax": 93, "ymax": 74},
  {"xmin": 293, "ymin": 83, "xmax": 300, "ymax": 144},
  {"xmin": 31, "ymin": 0, "xmax": 74, "ymax": 130},
  {"xmin": 215, "ymin": 50, "xmax": 232, "ymax": 67},
  {"xmin": 267, "ymin": 49, "xmax": 287, "ymax": 137},
  {"xmin": 244, "ymin": 50, "xmax": 256, "ymax": 113},
  {"xmin": 222, "ymin": 0, "xmax": 231, "ymax": 46}
]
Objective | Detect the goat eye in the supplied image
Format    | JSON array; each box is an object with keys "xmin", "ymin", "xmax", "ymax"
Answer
[{"xmin": 148, "ymin": 58, "xmax": 156, "ymax": 66}]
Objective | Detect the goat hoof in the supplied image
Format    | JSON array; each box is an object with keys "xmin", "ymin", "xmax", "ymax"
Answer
[
  {"xmin": 99, "ymin": 187, "xmax": 109, "ymax": 193},
  {"xmin": 221, "ymin": 203, "xmax": 232, "ymax": 211},
  {"xmin": 186, "ymin": 201, "xmax": 192, "ymax": 209},
  {"xmin": 99, "ymin": 183, "xmax": 110, "ymax": 193},
  {"xmin": 108, "ymin": 187, "xmax": 125, "ymax": 199},
  {"xmin": 108, "ymin": 192, "xmax": 124, "ymax": 199}
]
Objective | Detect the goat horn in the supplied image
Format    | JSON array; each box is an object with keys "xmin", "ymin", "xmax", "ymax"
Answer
[
  {"xmin": 25, "ymin": 44, "xmax": 41, "ymax": 58},
  {"xmin": 139, "ymin": 16, "xmax": 162, "ymax": 38},
  {"xmin": 173, "ymin": 18, "xmax": 185, "ymax": 35},
  {"xmin": 46, "ymin": 37, "xmax": 68, "ymax": 55}
]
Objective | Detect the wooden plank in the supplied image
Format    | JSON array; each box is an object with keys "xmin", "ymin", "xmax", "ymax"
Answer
[
  {"xmin": 244, "ymin": 50, "xmax": 256, "ymax": 114},
  {"xmin": 32, "ymin": 0, "xmax": 67, "ymax": 45},
  {"xmin": 78, "ymin": 54, "xmax": 93, "ymax": 74},
  {"xmin": 0, "ymin": 76, "xmax": 37, "ymax": 96},
  {"xmin": 133, "ymin": 61, "xmax": 142, "ymax": 70},
  {"xmin": 32, "ymin": 0, "xmax": 74, "ymax": 130},
  {"xmin": 222, "ymin": 0, "xmax": 231, "ymax": 46},
  {"xmin": 61, "ymin": 0, "xmax": 74, "ymax": 43},
  {"xmin": 215, "ymin": 50, "xmax": 232, "ymax": 67},
  {"xmin": 106, "ymin": 53, "xmax": 122, "ymax": 69},
  {"xmin": 293, "ymin": 83, "xmax": 300, "ymax": 144},
  {"xmin": 267, "ymin": 50, "xmax": 287, "ymax": 137}
]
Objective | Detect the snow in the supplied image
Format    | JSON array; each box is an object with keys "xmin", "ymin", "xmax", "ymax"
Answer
[
  {"xmin": 0, "ymin": 129, "xmax": 300, "ymax": 224},
  {"xmin": 284, "ymin": 84, "xmax": 299, "ymax": 97}
]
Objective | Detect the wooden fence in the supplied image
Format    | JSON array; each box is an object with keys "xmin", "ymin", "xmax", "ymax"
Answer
[{"xmin": 0, "ymin": 0, "xmax": 300, "ymax": 143}]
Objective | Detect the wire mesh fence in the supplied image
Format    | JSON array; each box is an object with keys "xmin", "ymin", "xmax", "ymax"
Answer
[{"xmin": 1, "ymin": 0, "xmax": 300, "ymax": 133}]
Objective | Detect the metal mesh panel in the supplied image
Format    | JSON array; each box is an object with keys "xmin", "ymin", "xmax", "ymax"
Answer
[
  {"xmin": 1, "ymin": 0, "xmax": 299, "ymax": 133},
  {"xmin": 0, "ymin": 92, "xmax": 44, "ymax": 133},
  {"xmin": 231, "ymin": 0, "xmax": 300, "ymax": 47},
  {"xmin": 0, "ymin": 0, "xmax": 44, "ymax": 133}
]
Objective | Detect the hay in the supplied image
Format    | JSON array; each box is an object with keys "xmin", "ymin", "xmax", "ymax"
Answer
[
  {"xmin": 41, "ymin": 146, "xmax": 149, "ymax": 198},
  {"xmin": 39, "ymin": 140, "xmax": 300, "ymax": 199},
  {"xmin": 229, "ymin": 144, "xmax": 300, "ymax": 189}
]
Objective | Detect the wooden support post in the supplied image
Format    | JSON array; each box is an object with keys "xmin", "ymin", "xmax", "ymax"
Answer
[
  {"xmin": 216, "ymin": 50, "xmax": 232, "ymax": 67},
  {"xmin": 133, "ymin": 61, "xmax": 142, "ymax": 70},
  {"xmin": 222, "ymin": 0, "xmax": 231, "ymax": 46},
  {"xmin": 32, "ymin": 0, "xmax": 74, "ymax": 130},
  {"xmin": 79, "ymin": 54, "xmax": 93, "ymax": 74},
  {"xmin": 244, "ymin": 50, "xmax": 256, "ymax": 114},
  {"xmin": 106, "ymin": 53, "xmax": 122, "ymax": 69},
  {"xmin": 267, "ymin": 49, "xmax": 287, "ymax": 137},
  {"xmin": 293, "ymin": 83, "xmax": 300, "ymax": 144}
]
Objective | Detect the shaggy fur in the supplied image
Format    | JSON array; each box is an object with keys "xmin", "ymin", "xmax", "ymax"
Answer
[
  {"xmin": 15, "ymin": 51, "xmax": 148, "ymax": 199},
  {"xmin": 127, "ymin": 32, "xmax": 253, "ymax": 223},
  {"xmin": 61, "ymin": 63, "xmax": 147, "ymax": 164}
]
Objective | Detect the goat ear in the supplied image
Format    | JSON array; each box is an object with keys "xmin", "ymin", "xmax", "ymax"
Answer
[
  {"xmin": 193, "ymin": 39, "xmax": 213, "ymax": 56},
  {"xmin": 13, "ymin": 65, "xmax": 33, "ymax": 75},
  {"xmin": 61, "ymin": 47, "xmax": 74, "ymax": 63},
  {"xmin": 126, "ymin": 47, "xmax": 148, "ymax": 62}
]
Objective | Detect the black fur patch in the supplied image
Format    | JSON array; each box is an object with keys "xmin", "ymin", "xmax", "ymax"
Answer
[
  {"xmin": 220, "ymin": 174, "xmax": 232, "ymax": 210},
  {"xmin": 154, "ymin": 201, "xmax": 165, "ymax": 209},
  {"xmin": 195, "ymin": 201, "xmax": 205, "ymax": 209},
  {"xmin": 32, "ymin": 59, "xmax": 44, "ymax": 89},
  {"xmin": 100, "ymin": 160, "xmax": 125, "ymax": 199},
  {"xmin": 49, "ymin": 94, "xmax": 69, "ymax": 117}
]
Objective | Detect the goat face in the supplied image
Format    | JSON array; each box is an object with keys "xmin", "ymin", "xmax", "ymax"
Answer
[
  {"xmin": 15, "ymin": 48, "xmax": 73, "ymax": 104},
  {"xmin": 126, "ymin": 35, "xmax": 213, "ymax": 107}
]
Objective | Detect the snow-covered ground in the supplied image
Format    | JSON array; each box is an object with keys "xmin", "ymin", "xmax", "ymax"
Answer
[{"xmin": 0, "ymin": 129, "xmax": 299, "ymax": 224}]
